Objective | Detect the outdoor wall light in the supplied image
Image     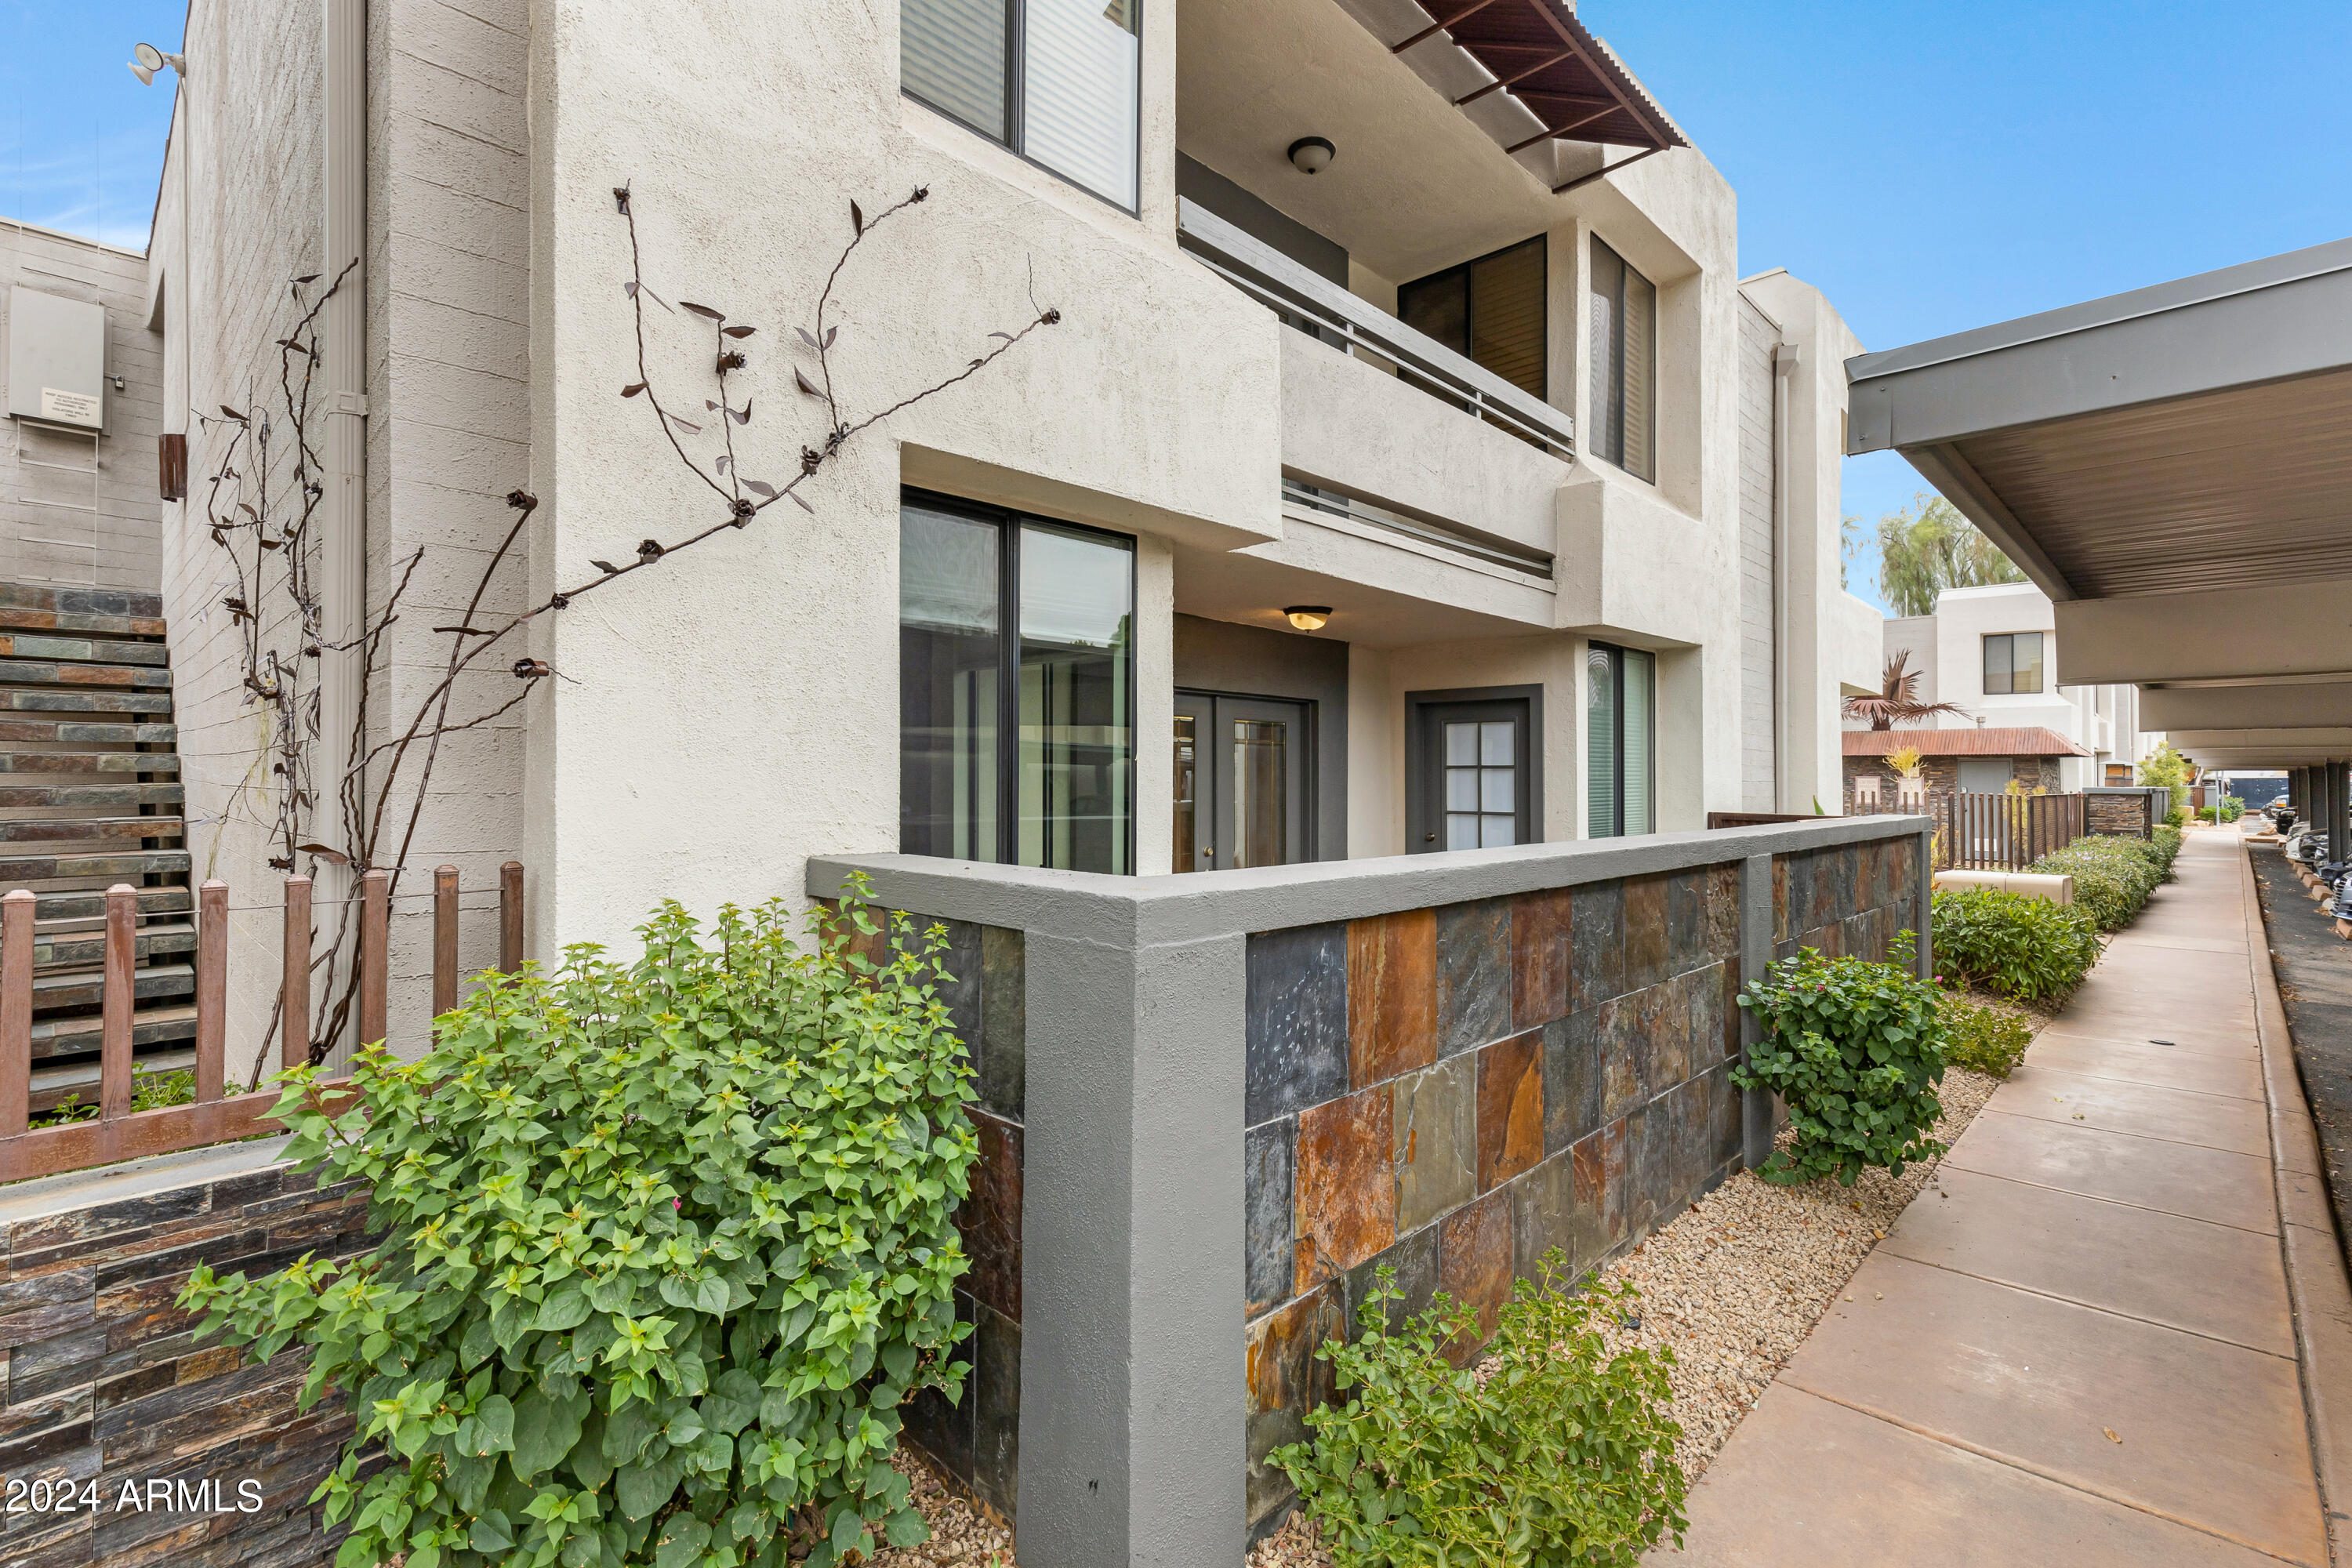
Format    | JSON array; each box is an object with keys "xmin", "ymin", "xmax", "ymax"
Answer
[
  {"xmin": 129, "ymin": 42, "xmax": 187, "ymax": 85},
  {"xmin": 1285, "ymin": 605, "xmax": 1332, "ymax": 632},
  {"xmin": 1287, "ymin": 136, "xmax": 1336, "ymax": 176}
]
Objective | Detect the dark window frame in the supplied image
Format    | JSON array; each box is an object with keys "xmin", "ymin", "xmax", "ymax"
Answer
[
  {"xmin": 1403, "ymin": 684, "xmax": 1544, "ymax": 853},
  {"xmin": 1397, "ymin": 234, "xmax": 1549, "ymax": 401},
  {"xmin": 1982, "ymin": 630, "xmax": 2046, "ymax": 695},
  {"xmin": 900, "ymin": 486, "xmax": 1138, "ymax": 871},
  {"xmin": 1588, "ymin": 235, "xmax": 1657, "ymax": 481},
  {"xmin": 899, "ymin": 0, "xmax": 1145, "ymax": 217},
  {"xmin": 1586, "ymin": 641, "xmax": 1655, "ymax": 838}
]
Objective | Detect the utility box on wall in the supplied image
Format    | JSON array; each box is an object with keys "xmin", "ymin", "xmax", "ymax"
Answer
[{"xmin": 5, "ymin": 285, "xmax": 107, "ymax": 430}]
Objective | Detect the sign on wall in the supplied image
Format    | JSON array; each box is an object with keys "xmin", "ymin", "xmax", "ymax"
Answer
[{"xmin": 5, "ymin": 285, "xmax": 107, "ymax": 431}]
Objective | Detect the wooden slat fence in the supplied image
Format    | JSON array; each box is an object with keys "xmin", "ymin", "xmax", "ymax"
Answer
[
  {"xmin": 0, "ymin": 860, "xmax": 523, "ymax": 1183},
  {"xmin": 1935, "ymin": 793, "xmax": 2087, "ymax": 871}
]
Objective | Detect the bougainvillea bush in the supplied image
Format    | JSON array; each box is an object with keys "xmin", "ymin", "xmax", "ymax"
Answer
[{"xmin": 180, "ymin": 888, "xmax": 978, "ymax": 1568}]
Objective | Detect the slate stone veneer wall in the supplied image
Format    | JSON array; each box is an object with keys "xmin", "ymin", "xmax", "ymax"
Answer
[
  {"xmin": 862, "ymin": 916, "xmax": 1026, "ymax": 1525},
  {"xmin": 1240, "ymin": 835, "xmax": 1919, "ymax": 1532},
  {"xmin": 0, "ymin": 1155, "xmax": 372, "ymax": 1568},
  {"xmin": 811, "ymin": 816, "xmax": 1931, "ymax": 1566}
]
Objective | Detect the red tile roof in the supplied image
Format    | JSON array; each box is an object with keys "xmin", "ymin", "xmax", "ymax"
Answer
[{"xmin": 1843, "ymin": 726, "xmax": 2091, "ymax": 758}]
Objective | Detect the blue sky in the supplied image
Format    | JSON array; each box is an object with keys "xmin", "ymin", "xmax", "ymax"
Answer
[{"xmin": 5, "ymin": 4, "xmax": 2349, "ymax": 608}]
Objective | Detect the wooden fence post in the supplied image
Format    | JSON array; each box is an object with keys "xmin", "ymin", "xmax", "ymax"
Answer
[
  {"xmin": 433, "ymin": 865, "xmax": 459, "ymax": 1016},
  {"xmin": 283, "ymin": 875, "xmax": 311, "ymax": 1072},
  {"xmin": 499, "ymin": 861, "xmax": 523, "ymax": 972},
  {"xmin": 0, "ymin": 889, "xmax": 31, "ymax": 1138},
  {"xmin": 195, "ymin": 880, "xmax": 227, "ymax": 1103},
  {"xmin": 361, "ymin": 869, "xmax": 389, "ymax": 1048},
  {"xmin": 102, "ymin": 885, "xmax": 135, "ymax": 1120}
]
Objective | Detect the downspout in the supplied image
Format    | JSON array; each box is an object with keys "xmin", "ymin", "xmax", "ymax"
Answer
[
  {"xmin": 1770, "ymin": 341, "xmax": 1799, "ymax": 811},
  {"xmin": 318, "ymin": 0, "xmax": 368, "ymax": 1064}
]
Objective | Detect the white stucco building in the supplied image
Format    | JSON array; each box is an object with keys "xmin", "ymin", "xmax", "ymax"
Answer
[
  {"xmin": 118, "ymin": 0, "xmax": 1882, "ymax": 1071},
  {"xmin": 1858, "ymin": 581, "xmax": 2154, "ymax": 795}
]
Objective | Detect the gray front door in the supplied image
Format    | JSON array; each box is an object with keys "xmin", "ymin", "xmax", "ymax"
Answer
[{"xmin": 1174, "ymin": 691, "xmax": 1310, "ymax": 871}]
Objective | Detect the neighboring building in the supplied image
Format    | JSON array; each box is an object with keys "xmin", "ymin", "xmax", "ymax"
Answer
[
  {"xmin": 1845, "ymin": 581, "xmax": 2153, "ymax": 802},
  {"xmin": 132, "ymin": 0, "xmax": 1882, "ymax": 1049},
  {"xmin": 2, "ymin": 220, "xmax": 165, "ymax": 591}
]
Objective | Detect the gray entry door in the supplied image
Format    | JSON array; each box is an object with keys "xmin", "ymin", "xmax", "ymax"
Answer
[
  {"xmin": 1174, "ymin": 691, "xmax": 1310, "ymax": 871},
  {"xmin": 1409, "ymin": 695, "xmax": 1535, "ymax": 851}
]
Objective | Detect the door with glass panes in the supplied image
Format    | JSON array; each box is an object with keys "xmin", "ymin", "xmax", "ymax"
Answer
[
  {"xmin": 1173, "ymin": 692, "xmax": 1310, "ymax": 871},
  {"xmin": 1408, "ymin": 692, "xmax": 1537, "ymax": 851}
]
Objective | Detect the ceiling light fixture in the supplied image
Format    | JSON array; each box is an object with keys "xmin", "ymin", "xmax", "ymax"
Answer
[
  {"xmin": 129, "ymin": 42, "xmax": 187, "ymax": 85},
  {"xmin": 1287, "ymin": 136, "xmax": 1336, "ymax": 176},
  {"xmin": 1285, "ymin": 605, "xmax": 1331, "ymax": 632}
]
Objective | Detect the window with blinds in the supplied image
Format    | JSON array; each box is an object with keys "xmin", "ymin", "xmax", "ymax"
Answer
[
  {"xmin": 902, "ymin": 0, "xmax": 1139, "ymax": 210},
  {"xmin": 1586, "ymin": 641, "xmax": 1656, "ymax": 837},
  {"xmin": 1398, "ymin": 235, "xmax": 1547, "ymax": 400},
  {"xmin": 1588, "ymin": 237, "xmax": 1657, "ymax": 481}
]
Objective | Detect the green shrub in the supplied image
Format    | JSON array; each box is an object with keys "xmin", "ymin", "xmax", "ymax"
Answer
[
  {"xmin": 1938, "ymin": 993, "xmax": 2034, "ymax": 1078},
  {"xmin": 2163, "ymin": 808, "xmax": 2187, "ymax": 829},
  {"xmin": 33, "ymin": 1066, "xmax": 243, "ymax": 1128},
  {"xmin": 1731, "ymin": 933, "xmax": 1947, "ymax": 1186},
  {"xmin": 1273, "ymin": 1258, "xmax": 1686, "ymax": 1568},
  {"xmin": 1930, "ymin": 887, "xmax": 2100, "ymax": 1002},
  {"xmin": 180, "ymin": 889, "xmax": 979, "ymax": 1568},
  {"xmin": 2150, "ymin": 822, "xmax": 2183, "ymax": 876},
  {"xmin": 2031, "ymin": 834, "xmax": 2162, "ymax": 929}
]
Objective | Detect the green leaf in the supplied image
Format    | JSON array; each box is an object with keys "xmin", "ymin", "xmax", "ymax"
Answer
[
  {"xmin": 470, "ymin": 1510, "xmax": 515, "ymax": 1553},
  {"xmin": 473, "ymin": 1394, "xmax": 516, "ymax": 1454},
  {"xmin": 695, "ymin": 1276, "xmax": 731, "ymax": 1316},
  {"xmin": 512, "ymin": 1385, "xmax": 590, "ymax": 1480},
  {"xmin": 702, "ymin": 1369, "xmax": 761, "ymax": 1435},
  {"xmin": 616, "ymin": 1446, "xmax": 689, "ymax": 1520},
  {"xmin": 654, "ymin": 1513, "xmax": 711, "ymax": 1568},
  {"xmin": 534, "ymin": 1287, "xmax": 592, "ymax": 1334},
  {"xmin": 884, "ymin": 1506, "xmax": 929, "ymax": 1548},
  {"xmin": 459, "ymin": 1312, "xmax": 498, "ymax": 1369},
  {"xmin": 829, "ymin": 1504, "xmax": 868, "ymax": 1555}
]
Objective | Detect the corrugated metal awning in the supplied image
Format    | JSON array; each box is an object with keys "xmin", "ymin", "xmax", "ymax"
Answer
[
  {"xmin": 1844, "ymin": 728, "xmax": 2091, "ymax": 759},
  {"xmin": 1372, "ymin": 0, "xmax": 1689, "ymax": 194}
]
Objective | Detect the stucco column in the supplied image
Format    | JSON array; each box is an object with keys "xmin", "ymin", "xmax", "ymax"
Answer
[
  {"xmin": 1739, "ymin": 853, "xmax": 1774, "ymax": 1171},
  {"xmin": 1018, "ymin": 924, "xmax": 1247, "ymax": 1566}
]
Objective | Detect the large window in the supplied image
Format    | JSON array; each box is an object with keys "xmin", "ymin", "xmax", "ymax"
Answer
[
  {"xmin": 1586, "ymin": 642, "xmax": 1654, "ymax": 837},
  {"xmin": 1983, "ymin": 631, "xmax": 2045, "ymax": 695},
  {"xmin": 902, "ymin": 0, "xmax": 1140, "ymax": 210},
  {"xmin": 901, "ymin": 493, "xmax": 1135, "ymax": 872},
  {"xmin": 1588, "ymin": 237, "xmax": 1656, "ymax": 481},
  {"xmin": 1398, "ymin": 236, "xmax": 1548, "ymax": 401}
]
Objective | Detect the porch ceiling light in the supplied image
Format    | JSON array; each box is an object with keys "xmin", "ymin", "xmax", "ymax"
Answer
[
  {"xmin": 129, "ymin": 42, "xmax": 187, "ymax": 85},
  {"xmin": 1287, "ymin": 136, "xmax": 1336, "ymax": 176},
  {"xmin": 1285, "ymin": 605, "xmax": 1332, "ymax": 632}
]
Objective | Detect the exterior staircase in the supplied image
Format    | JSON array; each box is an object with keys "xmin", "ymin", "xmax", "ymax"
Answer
[{"xmin": 0, "ymin": 583, "xmax": 191, "ymax": 1112}]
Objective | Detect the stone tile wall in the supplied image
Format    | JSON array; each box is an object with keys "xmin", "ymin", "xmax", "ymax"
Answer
[
  {"xmin": 0, "ymin": 1161, "xmax": 372, "ymax": 1568},
  {"xmin": 880, "ymin": 916, "xmax": 1025, "ymax": 1528},
  {"xmin": 1770, "ymin": 837, "xmax": 1922, "ymax": 964},
  {"xmin": 1240, "ymin": 865, "xmax": 1757, "ymax": 1534},
  {"xmin": 2086, "ymin": 791, "xmax": 2154, "ymax": 838}
]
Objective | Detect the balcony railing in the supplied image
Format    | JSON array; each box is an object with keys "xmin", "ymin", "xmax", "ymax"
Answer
[{"xmin": 1176, "ymin": 198, "xmax": 1577, "ymax": 459}]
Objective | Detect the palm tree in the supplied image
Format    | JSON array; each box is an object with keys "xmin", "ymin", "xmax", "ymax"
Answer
[{"xmin": 1844, "ymin": 651, "xmax": 1965, "ymax": 731}]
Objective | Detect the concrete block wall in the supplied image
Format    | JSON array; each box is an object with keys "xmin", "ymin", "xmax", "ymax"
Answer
[
  {"xmin": 813, "ymin": 815, "xmax": 1930, "ymax": 1566},
  {"xmin": 1, "ymin": 223, "xmax": 164, "ymax": 593}
]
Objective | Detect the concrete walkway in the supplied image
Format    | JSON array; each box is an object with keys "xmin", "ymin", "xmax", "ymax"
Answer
[{"xmin": 1667, "ymin": 830, "xmax": 2347, "ymax": 1567}]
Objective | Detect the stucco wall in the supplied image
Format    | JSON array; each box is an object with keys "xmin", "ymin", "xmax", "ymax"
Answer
[{"xmin": 1, "ymin": 224, "xmax": 163, "ymax": 592}]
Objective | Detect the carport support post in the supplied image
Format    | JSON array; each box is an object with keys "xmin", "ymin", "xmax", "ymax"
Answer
[{"xmin": 2335, "ymin": 761, "xmax": 2350, "ymax": 867}]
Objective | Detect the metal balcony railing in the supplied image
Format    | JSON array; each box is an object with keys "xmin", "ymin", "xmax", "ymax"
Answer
[{"xmin": 1176, "ymin": 198, "xmax": 1577, "ymax": 459}]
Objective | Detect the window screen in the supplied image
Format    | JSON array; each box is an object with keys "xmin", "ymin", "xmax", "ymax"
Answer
[{"xmin": 1587, "ymin": 642, "xmax": 1655, "ymax": 837}]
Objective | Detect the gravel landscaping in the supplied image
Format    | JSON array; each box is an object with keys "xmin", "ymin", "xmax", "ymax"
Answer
[
  {"xmin": 1245, "ymin": 1060, "xmax": 2011, "ymax": 1568},
  {"xmin": 880, "ymin": 1014, "xmax": 2034, "ymax": 1568}
]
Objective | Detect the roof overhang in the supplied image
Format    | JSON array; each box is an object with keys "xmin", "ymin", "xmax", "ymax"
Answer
[
  {"xmin": 1351, "ymin": 0, "xmax": 1689, "ymax": 194},
  {"xmin": 1845, "ymin": 237, "xmax": 2352, "ymax": 768}
]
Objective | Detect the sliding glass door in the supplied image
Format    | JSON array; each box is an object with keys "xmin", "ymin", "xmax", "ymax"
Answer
[{"xmin": 901, "ymin": 492, "xmax": 1134, "ymax": 872}]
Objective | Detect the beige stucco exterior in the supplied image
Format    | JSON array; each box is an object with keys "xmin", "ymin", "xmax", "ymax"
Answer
[{"xmin": 136, "ymin": 0, "xmax": 1882, "ymax": 1061}]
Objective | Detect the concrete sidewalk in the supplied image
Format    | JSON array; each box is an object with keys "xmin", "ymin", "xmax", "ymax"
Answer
[{"xmin": 1664, "ymin": 830, "xmax": 2344, "ymax": 1567}]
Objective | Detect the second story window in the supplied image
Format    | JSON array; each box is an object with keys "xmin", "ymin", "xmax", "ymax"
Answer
[
  {"xmin": 1588, "ymin": 237, "xmax": 1656, "ymax": 481},
  {"xmin": 1398, "ymin": 236, "xmax": 1548, "ymax": 400},
  {"xmin": 1983, "ymin": 631, "xmax": 2045, "ymax": 695},
  {"xmin": 902, "ymin": 0, "xmax": 1140, "ymax": 211}
]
